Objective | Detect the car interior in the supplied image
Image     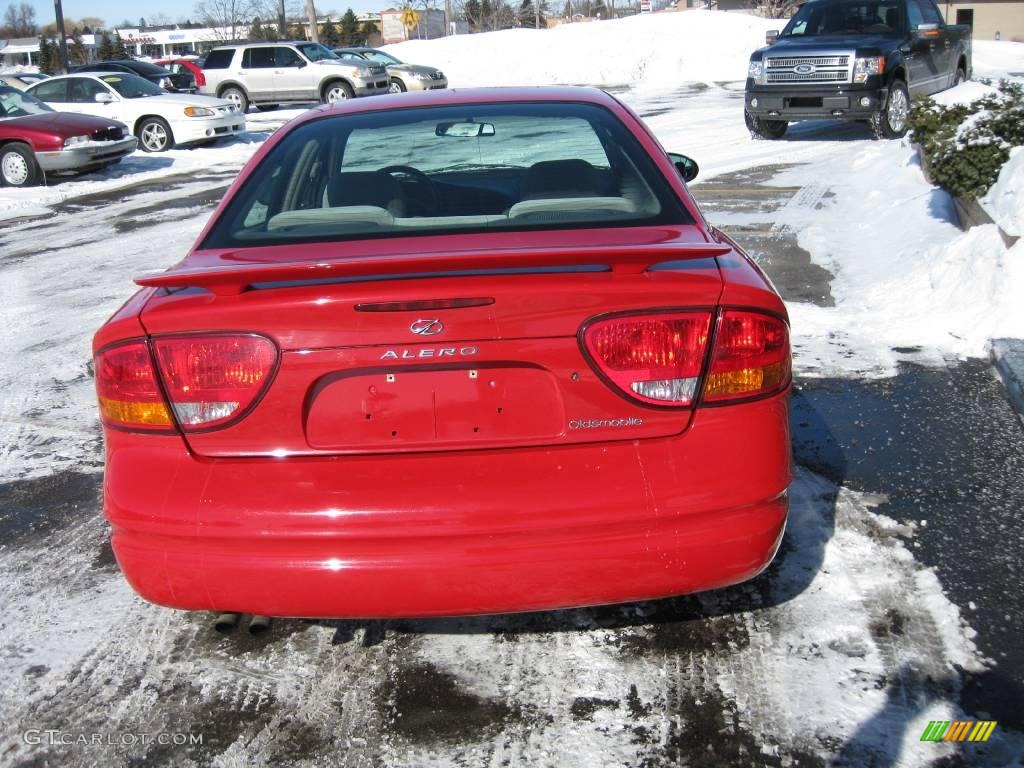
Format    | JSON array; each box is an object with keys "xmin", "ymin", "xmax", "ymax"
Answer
[{"xmin": 214, "ymin": 106, "xmax": 686, "ymax": 245}]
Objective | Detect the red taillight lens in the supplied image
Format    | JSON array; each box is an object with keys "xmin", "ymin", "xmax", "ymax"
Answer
[
  {"xmin": 152, "ymin": 334, "xmax": 277, "ymax": 431},
  {"xmin": 195, "ymin": 70, "xmax": 206, "ymax": 87},
  {"xmin": 703, "ymin": 310, "xmax": 790, "ymax": 402},
  {"xmin": 582, "ymin": 312, "xmax": 713, "ymax": 406},
  {"xmin": 95, "ymin": 341, "xmax": 174, "ymax": 430}
]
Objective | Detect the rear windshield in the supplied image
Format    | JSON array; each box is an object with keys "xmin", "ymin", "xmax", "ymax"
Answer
[
  {"xmin": 201, "ymin": 101, "xmax": 690, "ymax": 248},
  {"xmin": 782, "ymin": 0, "xmax": 905, "ymax": 35}
]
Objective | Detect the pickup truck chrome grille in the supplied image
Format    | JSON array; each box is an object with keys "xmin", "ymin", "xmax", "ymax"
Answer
[{"xmin": 765, "ymin": 54, "xmax": 853, "ymax": 84}]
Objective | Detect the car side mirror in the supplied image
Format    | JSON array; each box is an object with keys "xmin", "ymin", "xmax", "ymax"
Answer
[
  {"xmin": 766, "ymin": 29, "xmax": 779, "ymax": 44},
  {"xmin": 668, "ymin": 152, "xmax": 699, "ymax": 183},
  {"xmin": 915, "ymin": 22, "xmax": 940, "ymax": 36},
  {"xmin": 95, "ymin": 92, "xmax": 114, "ymax": 103}
]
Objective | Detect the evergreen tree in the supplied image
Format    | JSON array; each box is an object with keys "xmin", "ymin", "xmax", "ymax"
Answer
[
  {"xmin": 359, "ymin": 19, "xmax": 377, "ymax": 40},
  {"xmin": 112, "ymin": 32, "xmax": 130, "ymax": 58},
  {"xmin": 464, "ymin": 0, "xmax": 481, "ymax": 28},
  {"xmin": 480, "ymin": 0, "xmax": 493, "ymax": 28},
  {"xmin": 517, "ymin": 0, "xmax": 547, "ymax": 25},
  {"xmin": 249, "ymin": 16, "xmax": 265, "ymax": 39},
  {"xmin": 320, "ymin": 20, "xmax": 340, "ymax": 47},
  {"xmin": 339, "ymin": 8, "xmax": 359, "ymax": 45},
  {"xmin": 97, "ymin": 31, "xmax": 114, "ymax": 60},
  {"xmin": 139, "ymin": 16, "xmax": 147, "ymax": 28},
  {"xmin": 37, "ymin": 34, "xmax": 53, "ymax": 74},
  {"xmin": 68, "ymin": 32, "xmax": 89, "ymax": 65}
]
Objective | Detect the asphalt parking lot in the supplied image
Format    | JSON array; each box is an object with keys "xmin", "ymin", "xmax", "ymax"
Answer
[{"xmin": 1, "ymin": 124, "xmax": 1022, "ymax": 768}]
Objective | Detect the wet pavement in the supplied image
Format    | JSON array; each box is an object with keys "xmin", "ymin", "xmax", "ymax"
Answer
[{"xmin": 1, "ymin": 138, "xmax": 1022, "ymax": 768}]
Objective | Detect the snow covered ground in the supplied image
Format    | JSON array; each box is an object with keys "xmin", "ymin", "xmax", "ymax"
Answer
[{"xmin": 2, "ymin": 11, "xmax": 1024, "ymax": 767}]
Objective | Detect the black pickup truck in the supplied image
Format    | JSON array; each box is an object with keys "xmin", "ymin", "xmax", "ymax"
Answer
[{"xmin": 744, "ymin": 0, "xmax": 971, "ymax": 139}]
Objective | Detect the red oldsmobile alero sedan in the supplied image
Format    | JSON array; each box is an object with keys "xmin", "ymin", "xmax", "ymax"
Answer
[
  {"xmin": 0, "ymin": 84, "xmax": 136, "ymax": 187},
  {"xmin": 94, "ymin": 87, "xmax": 792, "ymax": 619}
]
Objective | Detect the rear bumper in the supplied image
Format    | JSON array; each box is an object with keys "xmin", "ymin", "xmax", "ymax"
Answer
[
  {"xmin": 745, "ymin": 83, "xmax": 887, "ymax": 121},
  {"xmin": 104, "ymin": 391, "xmax": 791, "ymax": 618}
]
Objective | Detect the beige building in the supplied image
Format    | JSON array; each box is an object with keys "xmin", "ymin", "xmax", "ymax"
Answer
[{"xmin": 938, "ymin": 0, "xmax": 1024, "ymax": 41}]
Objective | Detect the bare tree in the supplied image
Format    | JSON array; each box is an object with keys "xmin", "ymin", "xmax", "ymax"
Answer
[
  {"xmin": 1, "ymin": 2, "xmax": 37, "ymax": 37},
  {"xmin": 748, "ymin": 0, "xmax": 798, "ymax": 19},
  {"xmin": 195, "ymin": 0, "xmax": 254, "ymax": 39}
]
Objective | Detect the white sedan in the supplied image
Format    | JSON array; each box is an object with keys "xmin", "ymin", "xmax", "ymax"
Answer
[{"xmin": 25, "ymin": 72, "xmax": 245, "ymax": 152}]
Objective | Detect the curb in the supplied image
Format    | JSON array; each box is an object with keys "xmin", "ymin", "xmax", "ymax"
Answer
[
  {"xmin": 991, "ymin": 339, "xmax": 1024, "ymax": 420},
  {"xmin": 913, "ymin": 144, "xmax": 1019, "ymax": 248}
]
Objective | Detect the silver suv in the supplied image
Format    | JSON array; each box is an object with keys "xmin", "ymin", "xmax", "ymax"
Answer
[{"xmin": 199, "ymin": 42, "xmax": 388, "ymax": 112}]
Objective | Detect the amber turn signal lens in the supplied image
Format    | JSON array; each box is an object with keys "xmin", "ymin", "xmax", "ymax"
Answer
[{"xmin": 702, "ymin": 311, "xmax": 790, "ymax": 403}]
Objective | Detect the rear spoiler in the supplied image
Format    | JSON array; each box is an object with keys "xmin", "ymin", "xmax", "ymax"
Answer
[{"xmin": 135, "ymin": 244, "xmax": 733, "ymax": 296}]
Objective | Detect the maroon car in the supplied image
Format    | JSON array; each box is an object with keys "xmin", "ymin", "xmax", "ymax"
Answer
[{"xmin": 0, "ymin": 85, "xmax": 137, "ymax": 187}]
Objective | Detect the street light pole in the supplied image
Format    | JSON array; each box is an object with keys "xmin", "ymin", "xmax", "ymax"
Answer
[{"xmin": 53, "ymin": 0, "xmax": 69, "ymax": 72}]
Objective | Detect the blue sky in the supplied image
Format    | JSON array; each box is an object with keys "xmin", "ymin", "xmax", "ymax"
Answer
[{"xmin": 20, "ymin": 0, "xmax": 381, "ymax": 29}]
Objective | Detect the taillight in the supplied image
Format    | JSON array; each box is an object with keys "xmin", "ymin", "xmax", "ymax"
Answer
[
  {"xmin": 582, "ymin": 312, "xmax": 712, "ymax": 406},
  {"xmin": 152, "ymin": 334, "xmax": 277, "ymax": 431},
  {"xmin": 702, "ymin": 310, "xmax": 790, "ymax": 403},
  {"xmin": 95, "ymin": 334, "xmax": 277, "ymax": 433},
  {"xmin": 195, "ymin": 70, "xmax": 206, "ymax": 87},
  {"xmin": 95, "ymin": 341, "xmax": 174, "ymax": 431}
]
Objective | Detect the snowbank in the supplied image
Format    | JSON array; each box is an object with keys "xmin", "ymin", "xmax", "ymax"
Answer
[
  {"xmin": 773, "ymin": 143, "xmax": 1024, "ymax": 375},
  {"xmin": 386, "ymin": 10, "xmax": 776, "ymax": 89},
  {"xmin": 982, "ymin": 146, "xmax": 1024, "ymax": 236},
  {"xmin": 973, "ymin": 39, "xmax": 1024, "ymax": 81}
]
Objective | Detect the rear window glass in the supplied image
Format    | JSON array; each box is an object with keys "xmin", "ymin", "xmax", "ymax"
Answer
[
  {"xmin": 201, "ymin": 101, "xmax": 691, "ymax": 249},
  {"xmin": 203, "ymin": 48, "xmax": 235, "ymax": 69}
]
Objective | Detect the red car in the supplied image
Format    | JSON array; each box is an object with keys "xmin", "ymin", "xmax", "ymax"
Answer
[
  {"xmin": 154, "ymin": 58, "xmax": 205, "ymax": 89},
  {"xmin": 94, "ymin": 87, "xmax": 792, "ymax": 619},
  {"xmin": 0, "ymin": 85, "xmax": 136, "ymax": 186}
]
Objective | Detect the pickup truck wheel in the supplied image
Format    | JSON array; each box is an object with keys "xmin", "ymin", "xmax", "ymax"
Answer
[
  {"xmin": 872, "ymin": 80, "xmax": 909, "ymax": 139},
  {"xmin": 0, "ymin": 142, "xmax": 40, "ymax": 187},
  {"xmin": 744, "ymin": 110, "xmax": 788, "ymax": 140},
  {"xmin": 220, "ymin": 86, "xmax": 249, "ymax": 114},
  {"xmin": 388, "ymin": 78, "xmax": 406, "ymax": 94},
  {"xmin": 953, "ymin": 68, "xmax": 966, "ymax": 86}
]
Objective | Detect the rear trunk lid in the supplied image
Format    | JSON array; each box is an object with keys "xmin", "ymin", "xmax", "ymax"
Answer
[{"xmin": 139, "ymin": 230, "xmax": 726, "ymax": 457}]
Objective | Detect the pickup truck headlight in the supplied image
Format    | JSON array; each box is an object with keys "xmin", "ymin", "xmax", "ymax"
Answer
[
  {"xmin": 748, "ymin": 60, "xmax": 764, "ymax": 84},
  {"xmin": 63, "ymin": 135, "xmax": 90, "ymax": 147},
  {"xmin": 184, "ymin": 106, "xmax": 215, "ymax": 117},
  {"xmin": 853, "ymin": 56, "xmax": 885, "ymax": 83}
]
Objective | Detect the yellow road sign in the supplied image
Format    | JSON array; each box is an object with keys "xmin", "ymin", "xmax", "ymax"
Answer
[{"xmin": 400, "ymin": 7, "xmax": 420, "ymax": 29}]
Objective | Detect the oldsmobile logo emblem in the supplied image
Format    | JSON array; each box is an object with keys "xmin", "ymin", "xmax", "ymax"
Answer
[
  {"xmin": 794, "ymin": 63, "xmax": 817, "ymax": 75},
  {"xmin": 410, "ymin": 318, "xmax": 444, "ymax": 336}
]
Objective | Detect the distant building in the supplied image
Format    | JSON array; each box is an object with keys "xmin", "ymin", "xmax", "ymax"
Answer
[
  {"xmin": 938, "ymin": 0, "xmax": 1024, "ymax": 40},
  {"xmin": 114, "ymin": 26, "xmax": 248, "ymax": 57},
  {"xmin": 0, "ymin": 37, "xmax": 42, "ymax": 67}
]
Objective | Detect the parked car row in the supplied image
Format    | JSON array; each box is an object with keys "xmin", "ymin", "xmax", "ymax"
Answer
[
  {"xmin": 0, "ymin": 44, "xmax": 446, "ymax": 187},
  {"xmin": 0, "ymin": 85, "xmax": 136, "ymax": 186},
  {"xmin": 198, "ymin": 41, "xmax": 447, "ymax": 111}
]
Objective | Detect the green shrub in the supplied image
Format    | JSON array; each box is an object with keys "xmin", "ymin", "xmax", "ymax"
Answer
[{"xmin": 909, "ymin": 81, "xmax": 1024, "ymax": 199}]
